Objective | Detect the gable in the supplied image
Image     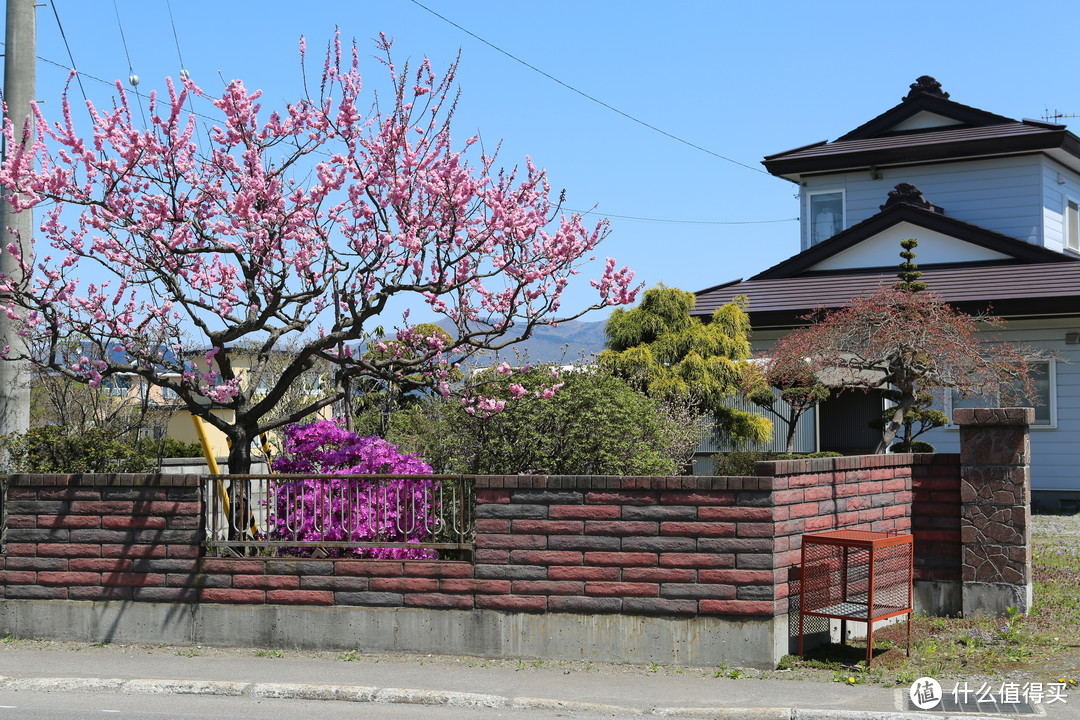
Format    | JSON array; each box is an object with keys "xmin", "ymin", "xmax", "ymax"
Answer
[
  {"xmin": 833, "ymin": 79, "xmax": 1016, "ymax": 142},
  {"xmin": 888, "ymin": 111, "xmax": 966, "ymax": 134},
  {"xmin": 812, "ymin": 221, "xmax": 1015, "ymax": 272},
  {"xmin": 751, "ymin": 198, "xmax": 1075, "ymax": 280},
  {"xmin": 808, "ymin": 222, "xmax": 1012, "ymax": 272}
]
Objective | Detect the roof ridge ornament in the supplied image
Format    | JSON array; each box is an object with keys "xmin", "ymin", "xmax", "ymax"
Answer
[
  {"xmin": 904, "ymin": 75, "xmax": 950, "ymax": 101},
  {"xmin": 880, "ymin": 183, "xmax": 941, "ymax": 213}
]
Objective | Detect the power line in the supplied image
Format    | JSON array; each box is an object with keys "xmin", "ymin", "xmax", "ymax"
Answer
[
  {"xmin": 568, "ymin": 208, "xmax": 796, "ymax": 225},
  {"xmin": 27, "ymin": 49, "xmax": 225, "ymax": 126},
  {"xmin": 407, "ymin": 0, "xmax": 767, "ymax": 175},
  {"xmin": 111, "ymin": 0, "xmax": 147, "ymax": 126},
  {"xmin": 47, "ymin": 1, "xmax": 88, "ymax": 110},
  {"xmin": 165, "ymin": 0, "xmax": 188, "ymax": 76},
  {"xmin": 20, "ymin": 49, "xmax": 788, "ymax": 227}
]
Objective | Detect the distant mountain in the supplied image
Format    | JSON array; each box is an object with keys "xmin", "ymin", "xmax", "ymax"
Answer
[{"xmin": 436, "ymin": 318, "xmax": 608, "ymax": 365}]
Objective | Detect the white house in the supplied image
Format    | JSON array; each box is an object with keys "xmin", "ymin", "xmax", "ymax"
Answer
[{"xmin": 696, "ymin": 76, "xmax": 1080, "ymax": 509}]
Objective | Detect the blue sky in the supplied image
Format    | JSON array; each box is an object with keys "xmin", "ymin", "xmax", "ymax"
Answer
[{"xmin": 16, "ymin": 0, "xmax": 1080, "ymax": 322}]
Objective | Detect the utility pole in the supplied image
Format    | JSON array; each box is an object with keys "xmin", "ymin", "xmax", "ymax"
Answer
[{"xmin": 0, "ymin": 0, "xmax": 36, "ymax": 439}]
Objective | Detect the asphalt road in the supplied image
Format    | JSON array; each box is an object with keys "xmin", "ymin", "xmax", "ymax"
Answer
[{"xmin": 0, "ymin": 689, "xmax": 639, "ymax": 720}]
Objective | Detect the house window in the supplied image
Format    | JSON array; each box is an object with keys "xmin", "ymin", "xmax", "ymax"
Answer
[
  {"xmin": 103, "ymin": 375, "xmax": 132, "ymax": 397},
  {"xmin": 809, "ymin": 190, "xmax": 844, "ymax": 245},
  {"xmin": 1066, "ymin": 198, "xmax": 1080, "ymax": 252},
  {"xmin": 949, "ymin": 360, "xmax": 1056, "ymax": 427}
]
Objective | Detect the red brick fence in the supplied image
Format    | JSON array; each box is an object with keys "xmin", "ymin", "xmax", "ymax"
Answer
[{"xmin": 0, "ymin": 408, "xmax": 1032, "ymax": 667}]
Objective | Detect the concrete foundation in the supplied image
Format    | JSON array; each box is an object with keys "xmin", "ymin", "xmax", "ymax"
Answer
[
  {"xmin": 962, "ymin": 581, "xmax": 1033, "ymax": 618},
  {"xmin": 0, "ymin": 600, "xmax": 791, "ymax": 669},
  {"xmin": 914, "ymin": 580, "xmax": 962, "ymax": 617}
]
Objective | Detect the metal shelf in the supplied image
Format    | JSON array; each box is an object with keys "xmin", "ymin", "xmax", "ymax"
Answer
[{"xmin": 798, "ymin": 530, "xmax": 913, "ymax": 665}]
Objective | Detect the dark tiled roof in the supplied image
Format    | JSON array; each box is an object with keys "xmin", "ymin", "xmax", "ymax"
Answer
[
  {"xmin": 834, "ymin": 91, "xmax": 1016, "ymax": 142},
  {"xmin": 695, "ymin": 262, "xmax": 1080, "ymax": 328},
  {"xmin": 763, "ymin": 122, "xmax": 1078, "ymax": 178}
]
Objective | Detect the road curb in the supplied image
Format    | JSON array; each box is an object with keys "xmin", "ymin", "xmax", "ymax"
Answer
[{"xmin": 0, "ymin": 674, "xmax": 1005, "ymax": 719}]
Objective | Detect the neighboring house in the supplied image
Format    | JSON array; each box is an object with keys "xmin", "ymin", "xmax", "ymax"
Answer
[
  {"xmin": 30, "ymin": 368, "xmax": 184, "ymax": 443},
  {"xmin": 696, "ymin": 76, "xmax": 1080, "ymax": 508}
]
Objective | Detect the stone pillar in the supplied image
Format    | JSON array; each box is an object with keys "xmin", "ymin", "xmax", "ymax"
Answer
[{"xmin": 954, "ymin": 408, "xmax": 1033, "ymax": 617}]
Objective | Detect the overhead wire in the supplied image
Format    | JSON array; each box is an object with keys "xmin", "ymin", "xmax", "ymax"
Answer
[
  {"xmin": 28, "ymin": 49, "xmax": 225, "ymax": 126},
  {"xmin": 406, "ymin": 0, "xmax": 768, "ymax": 175},
  {"xmin": 111, "ymin": 0, "xmax": 147, "ymax": 126},
  {"xmin": 12, "ymin": 29, "xmax": 790, "ymax": 228},
  {"xmin": 163, "ymin": 0, "xmax": 210, "ymax": 147},
  {"xmin": 165, "ymin": 0, "xmax": 187, "ymax": 76},
  {"xmin": 570, "ymin": 210, "xmax": 797, "ymax": 225},
  {"xmin": 47, "ymin": 1, "xmax": 89, "ymax": 114}
]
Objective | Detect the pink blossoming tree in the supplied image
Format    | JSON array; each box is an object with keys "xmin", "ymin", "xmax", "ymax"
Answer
[{"xmin": 0, "ymin": 35, "xmax": 637, "ymax": 474}]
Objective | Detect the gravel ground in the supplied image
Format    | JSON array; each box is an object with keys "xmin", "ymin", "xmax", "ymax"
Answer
[{"xmin": 1033, "ymin": 511, "xmax": 1080, "ymax": 537}]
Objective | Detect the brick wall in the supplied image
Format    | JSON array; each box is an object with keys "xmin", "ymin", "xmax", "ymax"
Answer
[
  {"xmin": 0, "ymin": 474, "xmax": 202, "ymax": 602},
  {"xmin": 0, "ymin": 430, "xmax": 1028, "ymax": 619},
  {"xmin": 911, "ymin": 454, "xmax": 962, "ymax": 584},
  {"xmin": 471, "ymin": 476, "xmax": 777, "ymax": 617},
  {"xmin": 754, "ymin": 454, "xmax": 913, "ymax": 613},
  {"xmin": 1, "ymin": 467, "xmax": 915, "ymax": 618}
]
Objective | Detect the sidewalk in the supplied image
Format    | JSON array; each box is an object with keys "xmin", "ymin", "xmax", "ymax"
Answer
[{"xmin": 0, "ymin": 640, "xmax": 1066, "ymax": 719}]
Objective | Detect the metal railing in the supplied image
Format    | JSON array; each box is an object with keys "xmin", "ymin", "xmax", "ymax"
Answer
[{"xmin": 203, "ymin": 474, "xmax": 475, "ymax": 559}]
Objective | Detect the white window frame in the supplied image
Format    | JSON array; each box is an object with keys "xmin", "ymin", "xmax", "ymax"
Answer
[
  {"xmin": 807, "ymin": 189, "xmax": 845, "ymax": 246},
  {"xmin": 104, "ymin": 375, "xmax": 133, "ymax": 397},
  {"xmin": 945, "ymin": 359, "xmax": 1057, "ymax": 429},
  {"xmin": 1065, "ymin": 196, "xmax": 1080, "ymax": 253}
]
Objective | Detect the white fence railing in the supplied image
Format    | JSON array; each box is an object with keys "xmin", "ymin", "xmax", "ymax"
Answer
[{"xmin": 203, "ymin": 474, "xmax": 475, "ymax": 559}]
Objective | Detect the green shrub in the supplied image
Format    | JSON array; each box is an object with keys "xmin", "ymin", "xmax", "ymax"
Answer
[
  {"xmin": 151, "ymin": 437, "xmax": 206, "ymax": 458},
  {"xmin": 3, "ymin": 425, "xmax": 154, "ymax": 473},
  {"xmin": 387, "ymin": 367, "xmax": 704, "ymax": 476},
  {"xmin": 712, "ymin": 451, "xmax": 777, "ymax": 476},
  {"xmin": 712, "ymin": 450, "xmax": 844, "ymax": 475},
  {"xmin": 889, "ymin": 441, "xmax": 935, "ymax": 453}
]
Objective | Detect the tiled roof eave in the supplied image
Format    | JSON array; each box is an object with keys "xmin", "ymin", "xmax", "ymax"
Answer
[
  {"xmin": 763, "ymin": 128, "xmax": 1072, "ymax": 178},
  {"xmin": 694, "ymin": 263, "xmax": 1080, "ymax": 323}
]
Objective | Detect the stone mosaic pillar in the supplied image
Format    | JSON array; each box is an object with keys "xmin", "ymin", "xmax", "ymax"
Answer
[{"xmin": 954, "ymin": 407, "xmax": 1033, "ymax": 617}]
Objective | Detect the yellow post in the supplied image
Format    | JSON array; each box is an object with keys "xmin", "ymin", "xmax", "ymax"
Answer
[
  {"xmin": 259, "ymin": 433, "xmax": 273, "ymax": 467},
  {"xmin": 192, "ymin": 415, "xmax": 231, "ymax": 521},
  {"xmin": 191, "ymin": 414, "xmax": 221, "ymax": 474}
]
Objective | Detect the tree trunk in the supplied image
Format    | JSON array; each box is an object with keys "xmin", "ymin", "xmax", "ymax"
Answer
[
  {"xmin": 226, "ymin": 434, "xmax": 253, "ymax": 474},
  {"xmin": 874, "ymin": 400, "xmax": 909, "ymax": 453},
  {"xmin": 225, "ymin": 434, "xmax": 253, "ymax": 543}
]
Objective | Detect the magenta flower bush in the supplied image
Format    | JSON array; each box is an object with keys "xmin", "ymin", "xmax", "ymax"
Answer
[{"xmin": 268, "ymin": 420, "xmax": 438, "ymax": 559}]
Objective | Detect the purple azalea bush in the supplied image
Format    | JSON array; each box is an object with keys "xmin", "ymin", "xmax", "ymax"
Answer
[{"xmin": 268, "ymin": 420, "xmax": 438, "ymax": 559}]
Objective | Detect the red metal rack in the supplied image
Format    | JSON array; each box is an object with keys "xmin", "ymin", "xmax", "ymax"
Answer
[{"xmin": 798, "ymin": 530, "xmax": 913, "ymax": 665}]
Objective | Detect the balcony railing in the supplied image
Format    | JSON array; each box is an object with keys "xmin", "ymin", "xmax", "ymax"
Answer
[{"xmin": 203, "ymin": 474, "xmax": 475, "ymax": 559}]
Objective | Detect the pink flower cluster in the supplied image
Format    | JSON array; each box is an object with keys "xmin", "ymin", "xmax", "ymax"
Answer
[
  {"xmin": 267, "ymin": 420, "xmax": 437, "ymax": 559},
  {"xmin": 0, "ymin": 32, "xmax": 640, "ymax": 431}
]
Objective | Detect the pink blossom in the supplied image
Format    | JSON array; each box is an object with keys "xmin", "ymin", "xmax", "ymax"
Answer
[{"xmin": 0, "ymin": 34, "xmax": 639, "ymax": 470}]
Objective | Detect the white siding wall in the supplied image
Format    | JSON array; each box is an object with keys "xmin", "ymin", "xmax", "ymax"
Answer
[
  {"xmin": 1040, "ymin": 156, "xmax": 1080, "ymax": 254},
  {"xmin": 801, "ymin": 156, "xmax": 1045, "ymax": 250}
]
